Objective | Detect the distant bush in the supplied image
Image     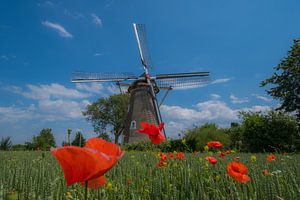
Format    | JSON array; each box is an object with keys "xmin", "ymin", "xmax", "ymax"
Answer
[
  {"xmin": 227, "ymin": 110, "xmax": 300, "ymax": 152},
  {"xmin": 184, "ymin": 123, "xmax": 230, "ymax": 151},
  {"xmin": 123, "ymin": 138, "xmax": 188, "ymax": 152}
]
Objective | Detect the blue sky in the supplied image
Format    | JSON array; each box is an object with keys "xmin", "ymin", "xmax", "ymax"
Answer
[{"xmin": 0, "ymin": 0, "xmax": 299, "ymax": 145}]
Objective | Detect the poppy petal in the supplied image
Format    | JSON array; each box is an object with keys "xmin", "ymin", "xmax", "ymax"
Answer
[
  {"xmin": 51, "ymin": 146, "xmax": 113, "ymax": 186},
  {"xmin": 81, "ymin": 176, "xmax": 107, "ymax": 189},
  {"xmin": 85, "ymin": 137, "xmax": 124, "ymax": 158}
]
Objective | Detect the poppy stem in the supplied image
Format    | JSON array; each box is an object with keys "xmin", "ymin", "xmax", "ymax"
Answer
[{"xmin": 84, "ymin": 181, "xmax": 88, "ymax": 200}]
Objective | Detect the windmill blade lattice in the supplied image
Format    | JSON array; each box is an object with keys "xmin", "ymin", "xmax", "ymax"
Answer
[
  {"xmin": 71, "ymin": 72, "xmax": 138, "ymax": 83},
  {"xmin": 133, "ymin": 24, "xmax": 154, "ymax": 69},
  {"xmin": 155, "ymin": 72, "xmax": 210, "ymax": 89}
]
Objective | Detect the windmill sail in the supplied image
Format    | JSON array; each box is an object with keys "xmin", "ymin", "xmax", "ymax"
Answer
[{"xmin": 133, "ymin": 24, "xmax": 153, "ymax": 69}]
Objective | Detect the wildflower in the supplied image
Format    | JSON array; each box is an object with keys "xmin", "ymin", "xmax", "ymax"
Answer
[
  {"xmin": 207, "ymin": 141, "xmax": 223, "ymax": 149},
  {"xmin": 250, "ymin": 155, "xmax": 256, "ymax": 162},
  {"xmin": 205, "ymin": 156, "xmax": 218, "ymax": 165},
  {"xmin": 219, "ymin": 152, "xmax": 226, "ymax": 158},
  {"xmin": 182, "ymin": 138, "xmax": 186, "ymax": 145},
  {"xmin": 106, "ymin": 182, "xmax": 113, "ymax": 190},
  {"xmin": 127, "ymin": 179, "xmax": 132, "ymax": 186},
  {"xmin": 227, "ymin": 162, "xmax": 250, "ymax": 183},
  {"xmin": 262, "ymin": 169, "xmax": 270, "ymax": 176},
  {"xmin": 157, "ymin": 160, "xmax": 167, "ymax": 167},
  {"xmin": 66, "ymin": 192, "xmax": 72, "ymax": 198},
  {"xmin": 230, "ymin": 150, "xmax": 236, "ymax": 154},
  {"xmin": 176, "ymin": 152, "xmax": 185, "ymax": 160},
  {"xmin": 159, "ymin": 152, "xmax": 168, "ymax": 161},
  {"xmin": 167, "ymin": 152, "xmax": 174, "ymax": 159},
  {"xmin": 225, "ymin": 150, "xmax": 231, "ymax": 154},
  {"xmin": 266, "ymin": 154, "xmax": 276, "ymax": 162},
  {"xmin": 204, "ymin": 145, "xmax": 209, "ymax": 152},
  {"xmin": 234, "ymin": 157, "xmax": 240, "ymax": 161},
  {"xmin": 51, "ymin": 137, "xmax": 124, "ymax": 189},
  {"xmin": 137, "ymin": 122, "xmax": 165, "ymax": 145}
]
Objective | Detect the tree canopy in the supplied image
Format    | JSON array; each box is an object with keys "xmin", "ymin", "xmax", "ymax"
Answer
[
  {"xmin": 0, "ymin": 136, "xmax": 12, "ymax": 151},
  {"xmin": 83, "ymin": 93, "xmax": 130, "ymax": 144},
  {"xmin": 261, "ymin": 39, "xmax": 300, "ymax": 121},
  {"xmin": 71, "ymin": 131, "xmax": 86, "ymax": 147},
  {"xmin": 26, "ymin": 128, "xmax": 56, "ymax": 150}
]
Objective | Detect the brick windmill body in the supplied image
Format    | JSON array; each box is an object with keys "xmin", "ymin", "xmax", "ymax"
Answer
[{"xmin": 72, "ymin": 24, "xmax": 209, "ymax": 144}]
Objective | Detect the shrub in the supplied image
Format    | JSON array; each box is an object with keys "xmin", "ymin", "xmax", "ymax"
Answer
[
  {"xmin": 184, "ymin": 123, "xmax": 230, "ymax": 151},
  {"xmin": 237, "ymin": 110, "xmax": 300, "ymax": 152}
]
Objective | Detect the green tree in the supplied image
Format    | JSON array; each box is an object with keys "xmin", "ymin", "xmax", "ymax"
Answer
[
  {"xmin": 261, "ymin": 39, "xmax": 300, "ymax": 121},
  {"xmin": 184, "ymin": 123, "xmax": 230, "ymax": 151},
  {"xmin": 71, "ymin": 131, "xmax": 86, "ymax": 147},
  {"xmin": 28, "ymin": 128, "xmax": 56, "ymax": 150},
  {"xmin": 83, "ymin": 93, "xmax": 129, "ymax": 144},
  {"xmin": 0, "ymin": 137, "xmax": 12, "ymax": 151},
  {"xmin": 238, "ymin": 110, "xmax": 299, "ymax": 152}
]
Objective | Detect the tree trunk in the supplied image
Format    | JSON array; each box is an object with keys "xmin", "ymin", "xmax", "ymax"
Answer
[{"xmin": 114, "ymin": 128, "xmax": 124, "ymax": 144}]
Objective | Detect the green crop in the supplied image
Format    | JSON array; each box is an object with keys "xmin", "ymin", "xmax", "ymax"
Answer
[{"xmin": 0, "ymin": 151, "xmax": 299, "ymax": 199}]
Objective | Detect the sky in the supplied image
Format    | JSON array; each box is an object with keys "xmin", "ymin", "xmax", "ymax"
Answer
[{"xmin": 0, "ymin": 0, "xmax": 299, "ymax": 145}]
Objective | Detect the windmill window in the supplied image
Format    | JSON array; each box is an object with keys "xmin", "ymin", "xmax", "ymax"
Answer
[{"xmin": 130, "ymin": 120, "xmax": 137, "ymax": 130}]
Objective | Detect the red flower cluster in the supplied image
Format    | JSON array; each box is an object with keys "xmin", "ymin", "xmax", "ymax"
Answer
[
  {"xmin": 51, "ymin": 137, "xmax": 124, "ymax": 189},
  {"xmin": 219, "ymin": 152, "xmax": 226, "ymax": 158},
  {"xmin": 207, "ymin": 141, "xmax": 223, "ymax": 149},
  {"xmin": 266, "ymin": 154, "xmax": 276, "ymax": 162},
  {"xmin": 205, "ymin": 156, "xmax": 218, "ymax": 165},
  {"xmin": 137, "ymin": 122, "xmax": 166, "ymax": 145},
  {"xmin": 176, "ymin": 152, "xmax": 185, "ymax": 160},
  {"xmin": 227, "ymin": 162, "xmax": 250, "ymax": 183},
  {"xmin": 157, "ymin": 152, "xmax": 168, "ymax": 167}
]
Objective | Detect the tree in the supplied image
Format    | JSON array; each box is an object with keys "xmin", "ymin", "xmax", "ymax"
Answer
[
  {"xmin": 261, "ymin": 39, "xmax": 300, "ymax": 121},
  {"xmin": 83, "ymin": 93, "xmax": 129, "ymax": 144},
  {"xmin": 71, "ymin": 131, "xmax": 86, "ymax": 147},
  {"xmin": 27, "ymin": 128, "xmax": 56, "ymax": 150},
  {"xmin": 0, "ymin": 137, "xmax": 12, "ymax": 150},
  {"xmin": 184, "ymin": 123, "xmax": 230, "ymax": 151},
  {"xmin": 237, "ymin": 110, "xmax": 299, "ymax": 152}
]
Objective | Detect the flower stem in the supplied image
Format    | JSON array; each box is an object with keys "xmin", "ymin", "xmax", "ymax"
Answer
[{"xmin": 84, "ymin": 181, "xmax": 88, "ymax": 200}]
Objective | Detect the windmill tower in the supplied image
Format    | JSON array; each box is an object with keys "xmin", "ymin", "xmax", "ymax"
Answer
[{"xmin": 72, "ymin": 24, "xmax": 210, "ymax": 144}]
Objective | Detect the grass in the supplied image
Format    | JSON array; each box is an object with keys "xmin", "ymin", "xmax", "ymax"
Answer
[{"xmin": 0, "ymin": 151, "xmax": 299, "ymax": 199}]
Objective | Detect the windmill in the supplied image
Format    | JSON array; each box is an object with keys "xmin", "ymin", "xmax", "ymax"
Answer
[{"xmin": 72, "ymin": 24, "xmax": 210, "ymax": 144}]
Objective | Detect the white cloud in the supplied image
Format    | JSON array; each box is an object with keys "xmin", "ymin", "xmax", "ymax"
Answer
[
  {"xmin": 211, "ymin": 78, "xmax": 232, "ymax": 84},
  {"xmin": 0, "ymin": 105, "xmax": 38, "ymax": 123},
  {"xmin": 76, "ymin": 83, "xmax": 104, "ymax": 94},
  {"xmin": 94, "ymin": 53, "xmax": 103, "ymax": 56},
  {"xmin": 161, "ymin": 100, "xmax": 272, "ymax": 137},
  {"xmin": 254, "ymin": 94, "xmax": 272, "ymax": 102},
  {"xmin": 90, "ymin": 13, "xmax": 102, "ymax": 27},
  {"xmin": 210, "ymin": 94, "xmax": 221, "ymax": 100},
  {"xmin": 42, "ymin": 21, "xmax": 73, "ymax": 38},
  {"xmin": 230, "ymin": 95, "xmax": 249, "ymax": 104},
  {"xmin": 38, "ymin": 99, "xmax": 87, "ymax": 120},
  {"xmin": 7, "ymin": 83, "xmax": 90, "ymax": 100}
]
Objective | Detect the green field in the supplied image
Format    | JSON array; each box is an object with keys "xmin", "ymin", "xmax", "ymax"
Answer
[{"xmin": 0, "ymin": 151, "xmax": 299, "ymax": 200}]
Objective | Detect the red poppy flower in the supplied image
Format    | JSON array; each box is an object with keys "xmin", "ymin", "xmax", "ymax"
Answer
[
  {"xmin": 205, "ymin": 156, "xmax": 218, "ymax": 165},
  {"xmin": 159, "ymin": 152, "xmax": 168, "ymax": 161},
  {"xmin": 262, "ymin": 169, "xmax": 270, "ymax": 176},
  {"xmin": 176, "ymin": 152, "xmax": 185, "ymax": 160},
  {"xmin": 51, "ymin": 137, "xmax": 124, "ymax": 189},
  {"xmin": 219, "ymin": 152, "xmax": 226, "ymax": 158},
  {"xmin": 234, "ymin": 156, "xmax": 240, "ymax": 161},
  {"xmin": 137, "ymin": 122, "xmax": 166, "ymax": 145},
  {"xmin": 225, "ymin": 150, "xmax": 231, "ymax": 154},
  {"xmin": 167, "ymin": 152, "xmax": 174, "ymax": 159},
  {"xmin": 227, "ymin": 162, "xmax": 250, "ymax": 183},
  {"xmin": 266, "ymin": 154, "xmax": 276, "ymax": 162},
  {"xmin": 207, "ymin": 141, "xmax": 223, "ymax": 149}
]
